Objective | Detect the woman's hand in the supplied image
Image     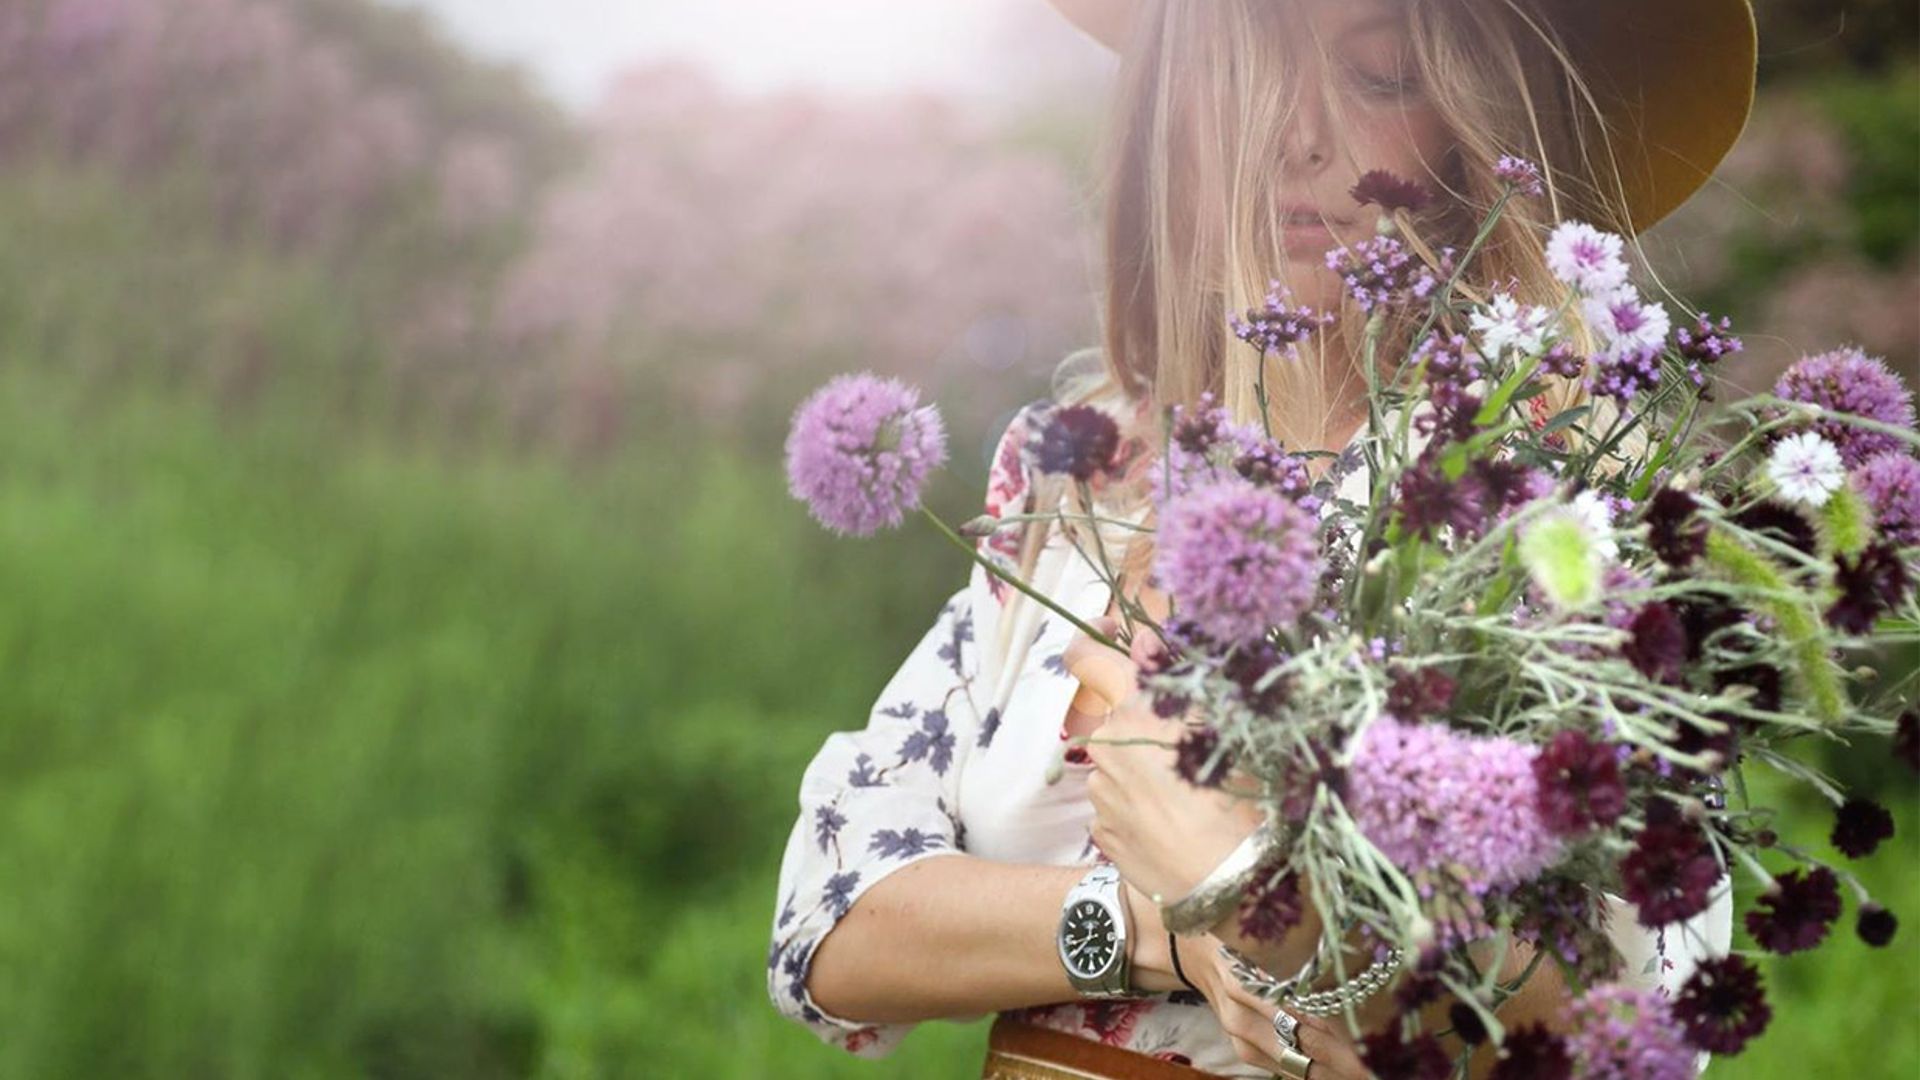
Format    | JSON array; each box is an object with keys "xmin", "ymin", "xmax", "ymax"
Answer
[
  {"xmin": 1177, "ymin": 931, "xmax": 1374, "ymax": 1078},
  {"xmin": 1065, "ymin": 619, "xmax": 1263, "ymax": 906}
]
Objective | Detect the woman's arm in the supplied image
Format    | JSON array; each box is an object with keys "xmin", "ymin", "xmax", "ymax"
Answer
[{"xmin": 806, "ymin": 854, "xmax": 1188, "ymax": 1023}]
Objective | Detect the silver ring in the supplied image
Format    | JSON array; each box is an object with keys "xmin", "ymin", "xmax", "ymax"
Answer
[
  {"xmin": 1275, "ymin": 1046, "xmax": 1313, "ymax": 1080},
  {"xmin": 1270, "ymin": 1006, "xmax": 1300, "ymax": 1050}
]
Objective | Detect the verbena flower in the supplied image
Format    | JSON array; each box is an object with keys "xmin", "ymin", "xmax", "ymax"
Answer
[
  {"xmin": 1030, "ymin": 403, "xmax": 1121, "ymax": 482},
  {"xmin": 1587, "ymin": 344, "xmax": 1662, "ymax": 402},
  {"xmin": 1155, "ymin": 397, "xmax": 1317, "ymax": 509},
  {"xmin": 1229, "ymin": 280, "xmax": 1337, "ymax": 359},
  {"xmin": 1324, "ymin": 234, "xmax": 1446, "ymax": 312},
  {"xmin": 1539, "ymin": 341, "xmax": 1586, "ymax": 379},
  {"xmin": 785, "ymin": 372, "xmax": 948, "ymax": 536},
  {"xmin": 1675, "ymin": 311, "xmax": 1743, "ymax": 393},
  {"xmin": 1831, "ymin": 796, "xmax": 1895, "ymax": 858},
  {"xmin": 1469, "ymin": 291, "xmax": 1556, "ymax": 362},
  {"xmin": 1154, "ymin": 479, "xmax": 1322, "ymax": 644},
  {"xmin": 1493, "ymin": 155, "xmax": 1546, "ymax": 197},
  {"xmin": 1532, "ymin": 729, "xmax": 1627, "ymax": 836},
  {"xmin": 1545, "ymin": 221, "xmax": 1630, "ymax": 295},
  {"xmin": 1581, "ymin": 284, "xmax": 1671, "ymax": 360},
  {"xmin": 1350, "ymin": 168, "xmax": 1434, "ymax": 214},
  {"xmin": 1745, "ymin": 865, "xmax": 1842, "ymax": 955},
  {"xmin": 1347, "ymin": 718, "xmax": 1563, "ymax": 895},
  {"xmin": 1564, "ymin": 984, "xmax": 1697, "ymax": 1080},
  {"xmin": 1766, "ymin": 431, "xmax": 1848, "ymax": 508},
  {"xmin": 1774, "ymin": 347, "xmax": 1918, "ymax": 467},
  {"xmin": 1672, "ymin": 955, "xmax": 1772, "ymax": 1055},
  {"xmin": 1619, "ymin": 819, "xmax": 1721, "ymax": 927},
  {"xmin": 1853, "ymin": 451, "xmax": 1920, "ymax": 547}
]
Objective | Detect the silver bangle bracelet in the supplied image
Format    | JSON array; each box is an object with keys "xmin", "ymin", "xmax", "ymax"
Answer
[{"xmin": 1152, "ymin": 814, "xmax": 1290, "ymax": 935}]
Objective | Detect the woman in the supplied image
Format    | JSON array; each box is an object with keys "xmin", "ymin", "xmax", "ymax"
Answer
[{"xmin": 768, "ymin": 1, "xmax": 1753, "ymax": 1076}]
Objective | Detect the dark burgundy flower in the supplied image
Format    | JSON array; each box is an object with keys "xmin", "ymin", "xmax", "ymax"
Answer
[
  {"xmin": 1350, "ymin": 169, "xmax": 1434, "ymax": 214},
  {"xmin": 1448, "ymin": 1002, "xmax": 1489, "ymax": 1045},
  {"xmin": 1674, "ymin": 596, "xmax": 1741, "ymax": 663},
  {"xmin": 1645, "ymin": 488, "xmax": 1709, "ymax": 567},
  {"xmin": 1532, "ymin": 729, "xmax": 1628, "ymax": 836},
  {"xmin": 1474, "ymin": 457, "xmax": 1551, "ymax": 512},
  {"xmin": 1745, "ymin": 866, "xmax": 1842, "ymax": 955},
  {"xmin": 1387, "ymin": 668, "xmax": 1457, "ymax": 720},
  {"xmin": 1397, "ymin": 457, "xmax": 1489, "ymax": 539},
  {"xmin": 1394, "ymin": 969, "xmax": 1445, "ymax": 1011},
  {"xmin": 1173, "ymin": 725, "xmax": 1231, "ymax": 788},
  {"xmin": 1858, "ymin": 902, "xmax": 1899, "ymax": 947},
  {"xmin": 1714, "ymin": 663, "xmax": 1783, "ymax": 715},
  {"xmin": 1623, "ymin": 601, "xmax": 1689, "ymax": 684},
  {"xmin": 1831, "ymin": 797, "xmax": 1895, "ymax": 859},
  {"xmin": 1221, "ymin": 640, "xmax": 1293, "ymax": 715},
  {"xmin": 1236, "ymin": 867, "xmax": 1305, "ymax": 942},
  {"xmin": 1488, "ymin": 1024, "xmax": 1573, "ymax": 1080},
  {"xmin": 1672, "ymin": 954, "xmax": 1771, "ymax": 1055},
  {"xmin": 1620, "ymin": 820, "xmax": 1722, "ymax": 927},
  {"xmin": 1827, "ymin": 543, "xmax": 1909, "ymax": 635},
  {"xmin": 1359, "ymin": 1028, "xmax": 1451, "ymax": 1080},
  {"xmin": 1898, "ymin": 709, "xmax": 1920, "ymax": 774},
  {"xmin": 1671, "ymin": 714, "xmax": 1738, "ymax": 775},
  {"xmin": 1730, "ymin": 502, "xmax": 1818, "ymax": 559},
  {"xmin": 1032, "ymin": 404, "xmax": 1121, "ymax": 482}
]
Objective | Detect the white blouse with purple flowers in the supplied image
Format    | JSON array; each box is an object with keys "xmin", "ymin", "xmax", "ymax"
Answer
[{"xmin": 767, "ymin": 395, "xmax": 1734, "ymax": 1076}]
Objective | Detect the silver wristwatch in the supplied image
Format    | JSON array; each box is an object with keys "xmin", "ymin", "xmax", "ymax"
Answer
[{"xmin": 1056, "ymin": 863, "xmax": 1146, "ymax": 999}]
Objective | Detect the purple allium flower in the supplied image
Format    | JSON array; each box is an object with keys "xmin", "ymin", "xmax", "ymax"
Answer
[
  {"xmin": 1229, "ymin": 280, "xmax": 1337, "ymax": 359},
  {"xmin": 1831, "ymin": 797, "xmax": 1895, "ymax": 858},
  {"xmin": 1236, "ymin": 867, "xmax": 1305, "ymax": 942},
  {"xmin": 1494, "ymin": 155, "xmax": 1546, "ymax": 197},
  {"xmin": 1347, "ymin": 718, "xmax": 1563, "ymax": 894},
  {"xmin": 785, "ymin": 372, "xmax": 948, "ymax": 536},
  {"xmin": 1827, "ymin": 542, "xmax": 1909, "ymax": 634},
  {"xmin": 1565, "ymin": 984, "xmax": 1697, "ymax": 1080},
  {"xmin": 1644, "ymin": 487, "xmax": 1709, "ymax": 566},
  {"xmin": 1359, "ymin": 1028, "xmax": 1451, "ymax": 1080},
  {"xmin": 1774, "ymin": 347, "xmax": 1918, "ymax": 467},
  {"xmin": 1854, "ymin": 451, "xmax": 1920, "ymax": 547},
  {"xmin": 1545, "ymin": 221, "xmax": 1630, "ymax": 294},
  {"xmin": 1030, "ymin": 403, "xmax": 1121, "ymax": 482},
  {"xmin": 1745, "ymin": 865, "xmax": 1842, "ymax": 955},
  {"xmin": 1323, "ymin": 235, "xmax": 1447, "ymax": 312},
  {"xmin": 1489, "ymin": 1024, "xmax": 1573, "ymax": 1080},
  {"xmin": 1582, "ymin": 284, "xmax": 1672, "ymax": 360},
  {"xmin": 1623, "ymin": 601, "xmax": 1689, "ymax": 683},
  {"xmin": 1619, "ymin": 819, "xmax": 1722, "ymax": 927},
  {"xmin": 1532, "ymin": 729, "xmax": 1627, "ymax": 836},
  {"xmin": 1587, "ymin": 343, "xmax": 1662, "ymax": 401},
  {"xmin": 1153, "ymin": 479, "xmax": 1322, "ymax": 644},
  {"xmin": 1673, "ymin": 955, "xmax": 1772, "ymax": 1055},
  {"xmin": 1350, "ymin": 168, "xmax": 1435, "ymax": 214},
  {"xmin": 1858, "ymin": 903, "xmax": 1899, "ymax": 947}
]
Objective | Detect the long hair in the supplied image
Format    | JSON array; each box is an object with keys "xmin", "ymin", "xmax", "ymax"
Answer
[{"xmin": 1043, "ymin": 0, "xmax": 1651, "ymax": 589}]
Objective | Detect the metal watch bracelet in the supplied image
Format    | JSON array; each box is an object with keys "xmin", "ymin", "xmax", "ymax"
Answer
[{"xmin": 1154, "ymin": 814, "xmax": 1290, "ymax": 935}]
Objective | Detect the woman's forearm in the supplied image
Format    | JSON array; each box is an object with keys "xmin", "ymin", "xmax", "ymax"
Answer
[{"xmin": 805, "ymin": 853, "xmax": 1182, "ymax": 1024}]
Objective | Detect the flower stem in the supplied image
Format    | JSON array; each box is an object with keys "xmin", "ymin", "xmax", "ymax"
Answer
[{"xmin": 918, "ymin": 506, "xmax": 1125, "ymax": 654}]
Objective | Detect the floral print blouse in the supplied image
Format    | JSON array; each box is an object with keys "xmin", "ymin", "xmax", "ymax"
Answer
[{"xmin": 767, "ymin": 396, "xmax": 1733, "ymax": 1077}]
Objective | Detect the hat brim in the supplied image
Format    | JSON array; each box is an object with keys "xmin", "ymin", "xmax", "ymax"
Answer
[{"xmin": 1044, "ymin": 0, "xmax": 1756, "ymax": 235}]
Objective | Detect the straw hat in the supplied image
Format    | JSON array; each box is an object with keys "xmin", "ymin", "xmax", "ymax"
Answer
[{"xmin": 1044, "ymin": 0, "xmax": 1757, "ymax": 235}]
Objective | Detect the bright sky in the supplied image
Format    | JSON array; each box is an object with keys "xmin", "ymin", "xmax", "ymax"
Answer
[{"xmin": 386, "ymin": 0, "xmax": 1036, "ymax": 107}]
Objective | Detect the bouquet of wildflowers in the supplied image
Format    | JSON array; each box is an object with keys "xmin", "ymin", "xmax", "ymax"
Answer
[{"xmin": 782, "ymin": 157, "xmax": 1917, "ymax": 1079}]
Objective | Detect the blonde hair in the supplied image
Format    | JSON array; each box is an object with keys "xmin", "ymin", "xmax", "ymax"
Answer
[{"xmin": 1048, "ymin": 0, "xmax": 1657, "ymax": 591}]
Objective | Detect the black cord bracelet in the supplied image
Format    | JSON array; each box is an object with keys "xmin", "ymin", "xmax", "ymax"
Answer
[{"xmin": 1168, "ymin": 931, "xmax": 1204, "ymax": 995}]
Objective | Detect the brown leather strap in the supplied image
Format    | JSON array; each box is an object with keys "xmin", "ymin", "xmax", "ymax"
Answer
[{"xmin": 983, "ymin": 1015, "xmax": 1227, "ymax": 1080}]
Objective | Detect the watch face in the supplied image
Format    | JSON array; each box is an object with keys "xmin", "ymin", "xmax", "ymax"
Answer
[{"xmin": 1063, "ymin": 898, "xmax": 1119, "ymax": 976}]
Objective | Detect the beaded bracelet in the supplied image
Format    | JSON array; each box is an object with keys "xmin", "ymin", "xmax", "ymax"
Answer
[{"xmin": 1218, "ymin": 940, "xmax": 1405, "ymax": 1017}]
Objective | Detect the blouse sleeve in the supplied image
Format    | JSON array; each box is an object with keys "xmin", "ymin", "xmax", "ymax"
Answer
[{"xmin": 764, "ymin": 402, "xmax": 1042, "ymax": 1057}]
